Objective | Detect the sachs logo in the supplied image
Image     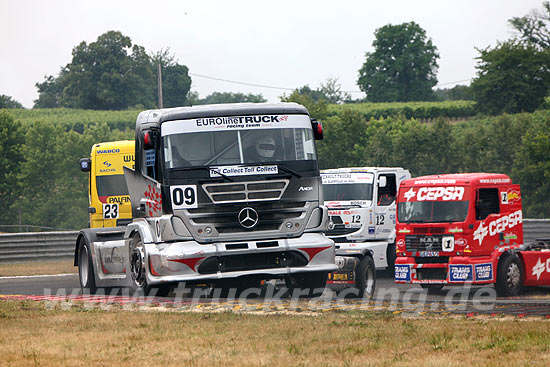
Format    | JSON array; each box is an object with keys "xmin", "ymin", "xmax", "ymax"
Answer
[{"xmin": 403, "ymin": 187, "xmax": 465, "ymax": 202}]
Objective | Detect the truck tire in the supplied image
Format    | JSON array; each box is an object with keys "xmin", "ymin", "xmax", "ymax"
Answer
[
  {"xmin": 386, "ymin": 243, "xmax": 397, "ymax": 276},
  {"xmin": 78, "ymin": 239, "xmax": 98, "ymax": 294},
  {"xmin": 285, "ymin": 271, "xmax": 327, "ymax": 297},
  {"xmin": 129, "ymin": 234, "xmax": 171, "ymax": 297},
  {"xmin": 420, "ymin": 284, "xmax": 444, "ymax": 293},
  {"xmin": 356, "ymin": 255, "xmax": 376, "ymax": 299},
  {"xmin": 495, "ymin": 254, "xmax": 523, "ymax": 297}
]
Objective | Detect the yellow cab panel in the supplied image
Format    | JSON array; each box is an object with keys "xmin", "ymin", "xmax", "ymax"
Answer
[{"xmin": 88, "ymin": 140, "xmax": 135, "ymax": 228}]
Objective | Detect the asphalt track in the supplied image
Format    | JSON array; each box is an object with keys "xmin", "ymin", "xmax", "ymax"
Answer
[{"xmin": 1, "ymin": 272, "xmax": 549, "ymax": 317}]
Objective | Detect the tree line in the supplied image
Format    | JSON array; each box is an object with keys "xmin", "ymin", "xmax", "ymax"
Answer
[{"xmin": 0, "ymin": 104, "xmax": 548, "ymax": 232}]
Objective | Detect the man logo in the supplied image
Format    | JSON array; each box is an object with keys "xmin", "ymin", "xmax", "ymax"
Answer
[{"xmin": 238, "ymin": 207, "xmax": 259, "ymax": 229}]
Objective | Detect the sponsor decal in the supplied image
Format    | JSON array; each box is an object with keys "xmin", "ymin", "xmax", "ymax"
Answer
[
  {"xmin": 479, "ymin": 178, "xmax": 511, "ymax": 184},
  {"xmin": 507, "ymin": 190, "xmax": 521, "ymax": 203},
  {"xmin": 99, "ymin": 168, "xmax": 116, "ymax": 173},
  {"xmin": 97, "ymin": 149, "xmax": 120, "ymax": 154},
  {"xmin": 299, "ymin": 186, "xmax": 313, "ymax": 191},
  {"xmin": 210, "ymin": 165, "xmax": 278, "ymax": 177},
  {"xmin": 321, "ymin": 172, "xmax": 374, "ymax": 184},
  {"xmin": 103, "ymin": 161, "xmax": 112, "ymax": 167},
  {"xmin": 123, "ymin": 155, "xmax": 135, "ymax": 163},
  {"xmin": 414, "ymin": 179, "xmax": 456, "ymax": 184},
  {"xmin": 473, "ymin": 210, "xmax": 522, "ymax": 245},
  {"xmin": 107, "ymin": 196, "xmax": 131, "ymax": 205},
  {"xmin": 455, "ymin": 238, "xmax": 468, "ymax": 246},
  {"xmin": 419, "ymin": 251, "xmax": 439, "ymax": 257},
  {"xmin": 395, "ymin": 265, "xmax": 411, "ymax": 281},
  {"xmin": 398, "ymin": 228, "xmax": 411, "ymax": 233},
  {"xmin": 328, "ymin": 210, "xmax": 356, "ymax": 216},
  {"xmin": 403, "ymin": 186, "xmax": 465, "ymax": 202},
  {"xmin": 449, "ymin": 264, "xmax": 473, "ymax": 282},
  {"xmin": 475, "ymin": 263, "xmax": 493, "ymax": 281},
  {"xmin": 531, "ymin": 257, "xmax": 550, "ymax": 280},
  {"xmin": 448, "ymin": 227, "xmax": 463, "ymax": 233},
  {"xmin": 368, "ymin": 226, "xmax": 375, "ymax": 234},
  {"xmin": 397, "ymin": 239, "xmax": 405, "ymax": 247},
  {"xmin": 162, "ymin": 114, "xmax": 311, "ymax": 135}
]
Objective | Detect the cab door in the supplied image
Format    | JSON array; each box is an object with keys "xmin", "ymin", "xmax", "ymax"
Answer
[{"xmin": 374, "ymin": 173, "xmax": 398, "ymax": 241}]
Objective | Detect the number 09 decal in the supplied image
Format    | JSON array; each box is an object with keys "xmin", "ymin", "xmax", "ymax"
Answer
[{"xmin": 170, "ymin": 185, "xmax": 198, "ymax": 209}]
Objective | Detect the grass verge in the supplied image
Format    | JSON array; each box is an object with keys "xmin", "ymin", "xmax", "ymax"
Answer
[
  {"xmin": 0, "ymin": 260, "xmax": 77, "ymax": 277},
  {"xmin": 0, "ymin": 300, "xmax": 549, "ymax": 366}
]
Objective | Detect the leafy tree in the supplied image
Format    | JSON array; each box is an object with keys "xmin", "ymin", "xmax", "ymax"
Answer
[
  {"xmin": 471, "ymin": 41, "xmax": 550, "ymax": 114},
  {"xmin": 0, "ymin": 95, "xmax": 23, "ymax": 109},
  {"xmin": 509, "ymin": 1, "xmax": 550, "ymax": 49},
  {"xmin": 357, "ymin": 22, "xmax": 439, "ymax": 102},
  {"xmin": 319, "ymin": 78, "xmax": 352, "ymax": 104},
  {"xmin": 33, "ymin": 74, "xmax": 66, "ymax": 108},
  {"xmin": 280, "ymin": 90, "xmax": 328, "ymax": 120},
  {"xmin": 434, "ymin": 85, "xmax": 474, "ymax": 101},
  {"xmin": 0, "ymin": 111, "xmax": 24, "ymax": 225},
  {"xmin": 193, "ymin": 92, "xmax": 266, "ymax": 105},
  {"xmin": 151, "ymin": 48, "xmax": 192, "ymax": 108}
]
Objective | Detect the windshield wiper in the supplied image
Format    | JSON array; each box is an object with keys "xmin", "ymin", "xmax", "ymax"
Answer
[{"xmin": 169, "ymin": 166, "xmax": 234, "ymax": 182}]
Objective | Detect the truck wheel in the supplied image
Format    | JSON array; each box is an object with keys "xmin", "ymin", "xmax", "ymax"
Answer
[
  {"xmin": 129, "ymin": 235, "xmax": 171, "ymax": 297},
  {"xmin": 78, "ymin": 240, "xmax": 98, "ymax": 294},
  {"xmin": 495, "ymin": 254, "xmax": 523, "ymax": 297},
  {"xmin": 356, "ymin": 256, "xmax": 376, "ymax": 299},
  {"xmin": 420, "ymin": 284, "xmax": 444, "ymax": 293},
  {"xmin": 386, "ymin": 243, "xmax": 397, "ymax": 276},
  {"xmin": 285, "ymin": 271, "xmax": 328, "ymax": 297}
]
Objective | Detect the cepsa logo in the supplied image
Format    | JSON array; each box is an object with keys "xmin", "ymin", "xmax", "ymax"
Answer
[
  {"xmin": 531, "ymin": 257, "xmax": 550, "ymax": 280},
  {"xmin": 403, "ymin": 186, "xmax": 465, "ymax": 202},
  {"xmin": 473, "ymin": 210, "xmax": 522, "ymax": 246}
]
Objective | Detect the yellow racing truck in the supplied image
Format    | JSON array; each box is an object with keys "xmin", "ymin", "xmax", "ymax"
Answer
[{"xmin": 79, "ymin": 140, "xmax": 135, "ymax": 228}]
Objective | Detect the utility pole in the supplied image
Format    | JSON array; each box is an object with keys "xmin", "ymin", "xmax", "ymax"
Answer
[{"xmin": 157, "ymin": 62, "xmax": 164, "ymax": 109}]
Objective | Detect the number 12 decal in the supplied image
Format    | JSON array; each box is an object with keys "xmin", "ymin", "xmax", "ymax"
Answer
[
  {"xmin": 103, "ymin": 203, "xmax": 119, "ymax": 219},
  {"xmin": 170, "ymin": 185, "xmax": 198, "ymax": 209}
]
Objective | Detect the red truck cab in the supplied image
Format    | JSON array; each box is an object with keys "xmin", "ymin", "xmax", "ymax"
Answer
[{"xmin": 395, "ymin": 173, "xmax": 550, "ymax": 296}]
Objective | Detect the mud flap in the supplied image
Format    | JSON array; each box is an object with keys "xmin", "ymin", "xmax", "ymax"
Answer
[{"xmin": 93, "ymin": 239, "xmax": 131, "ymax": 287}]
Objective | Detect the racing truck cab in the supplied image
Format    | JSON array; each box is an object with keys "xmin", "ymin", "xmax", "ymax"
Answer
[
  {"xmin": 321, "ymin": 167, "xmax": 411, "ymax": 297},
  {"xmin": 395, "ymin": 173, "xmax": 550, "ymax": 296},
  {"xmin": 75, "ymin": 103, "xmax": 337, "ymax": 295}
]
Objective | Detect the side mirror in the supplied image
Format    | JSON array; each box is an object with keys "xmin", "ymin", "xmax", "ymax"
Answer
[
  {"xmin": 378, "ymin": 176, "xmax": 387, "ymax": 188},
  {"xmin": 79, "ymin": 158, "xmax": 91, "ymax": 172},
  {"xmin": 311, "ymin": 119, "xmax": 323, "ymax": 140}
]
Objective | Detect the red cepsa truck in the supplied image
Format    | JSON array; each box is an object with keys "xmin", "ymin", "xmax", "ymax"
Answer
[{"xmin": 394, "ymin": 173, "xmax": 550, "ymax": 296}]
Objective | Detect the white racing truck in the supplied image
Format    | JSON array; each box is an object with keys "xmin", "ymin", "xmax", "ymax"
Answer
[
  {"xmin": 75, "ymin": 103, "xmax": 337, "ymax": 296},
  {"xmin": 321, "ymin": 167, "xmax": 411, "ymax": 297}
]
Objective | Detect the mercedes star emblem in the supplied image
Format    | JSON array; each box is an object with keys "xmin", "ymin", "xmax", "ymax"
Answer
[{"xmin": 238, "ymin": 207, "xmax": 259, "ymax": 229}]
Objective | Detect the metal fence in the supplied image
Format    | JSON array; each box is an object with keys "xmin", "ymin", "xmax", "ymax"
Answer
[
  {"xmin": 0, "ymin": 220, "xmax": 548, "ymax": 263},
  {"xmin": 0, "ymin": 231, "xmax": 78, "ymax": 263}
]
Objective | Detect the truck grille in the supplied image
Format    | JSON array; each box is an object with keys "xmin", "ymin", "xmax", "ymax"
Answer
[
  {"xmin": 406, "ymin": 235, "xmax": 444, "ymax": 251},
  {"xmin": 202, "ymin": 180, "xmax": 288, "ymax": 204},
  {"xmin": 187, "ymin": 201, "xmax": 307, "ymax": 234}
]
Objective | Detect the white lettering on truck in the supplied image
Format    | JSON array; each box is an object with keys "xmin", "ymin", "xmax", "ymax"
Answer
[
  {"xmin": 403, "ymin": 187, "xmax": 465, "ymax": 201},
  {"xmin": 473, "ymin": 209, "xmax": 523, "ymax": 246}
]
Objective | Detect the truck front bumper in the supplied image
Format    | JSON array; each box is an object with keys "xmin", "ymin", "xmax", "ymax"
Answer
[
  {"xmin": 144, "ymin": 233, "xmax": 337, "ymax": 285},
  {"xmin": 394, "ymin": 256, "xmax": 496, "ymax": 285}
]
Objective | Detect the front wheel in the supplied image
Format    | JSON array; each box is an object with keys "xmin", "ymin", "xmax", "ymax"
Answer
[
  {"xmin": 495, "ymin": 255, "xmax": 523, "ymax": 297},
  {"xmin": 285, "ymin": 271, "xmax": 328, "ymax": 297},
  {"xmin": 78, "ymin": 240, "xmax": 97, "ymax": 294},
  {"xmin": 129, "ymin": 235, "xmax": 171, "ymax": 297},
  {"xmin": 356, "ymin": 256, "xmax": 376, "ymax": 299}
]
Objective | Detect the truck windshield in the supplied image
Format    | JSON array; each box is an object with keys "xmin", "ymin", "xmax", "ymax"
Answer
[
  {"xmin": 323, "ymin": 183, "xmax": 373, "ymax": 201},
  {"xmin": 398, "ymin": 201, "xmax": 469, "ymax": 223},
  {"xmin": 96, "ymin": 175, "xmax": 129, "ymax": 197},
  {"xmin": 163, "ymin": 128, "xmax": 316, "ymax": 169}
]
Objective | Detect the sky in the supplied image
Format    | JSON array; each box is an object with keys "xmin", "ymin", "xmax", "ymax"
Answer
[{"xmin": 0, "ymin": 0, "xmax": 544, "ymax": 108}]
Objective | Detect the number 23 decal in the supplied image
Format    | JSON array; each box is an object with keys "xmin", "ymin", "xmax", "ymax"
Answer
[
  {"xmin": 103, "ymin": 203, "xmax": 119, "ymax": 219},
  {"xmin": 170, "ymin": 185, "xmax": 198, "ymax": 209}
]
